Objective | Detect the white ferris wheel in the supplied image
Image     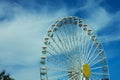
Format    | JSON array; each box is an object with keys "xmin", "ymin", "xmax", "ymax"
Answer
[{"xmin": 40, "ymin": 16, "xmax": 110, "ymax": 80}]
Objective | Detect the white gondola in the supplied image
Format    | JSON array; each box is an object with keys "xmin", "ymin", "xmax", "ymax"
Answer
[
  {"xmin": 88, "ymin": 30, "xmax": 93, "ymax": 36},
  {"xmin": 44, "ymin": 37, "xmax": 49, "ymax": 40},
  {"xmin": 52, "ymin": 27, "xmax": 57, "ymax": 32},
  {"xmin": 48, "ymin": 30, "xmax": 52, "ymax": 33},
  {"xmin": 95, "ymin": 42, "xmax": 101, "ymax": 48},
  {"xmin": 79, "ymin": 19, "xmax": 83, "ymax": 23},
  {"xmin": 42, "ymin": 46, "xmax": 47, "ymax": 50},
  {"xmin": 91, "ymin": 35, "xmax": 96, "ymax": 41},
  {"xmin": 83, "ymin": 24, "xmax": 88, "ymax": 27}
]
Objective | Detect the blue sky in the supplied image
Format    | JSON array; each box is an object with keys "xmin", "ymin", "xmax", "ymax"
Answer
[{"xmin": 0, "ymin": 0, "xmax": 120, "ymax": 80}]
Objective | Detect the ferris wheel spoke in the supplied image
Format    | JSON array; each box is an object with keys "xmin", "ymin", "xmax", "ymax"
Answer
[
  {"xmin": 68, "ymin": 25, "xmax": 76, "ymax": 54},
  {"xmin": 88, "ymin": 42, "xmax": 101, "ymax": 64},
  {"xmin": 87, "ymin": 43, "xmax": 98, "ymax": 63},
  {"xmin": 92, "ymin": 72, "xmax": 109, "ymax": 76},
  {"xmin": 48, "ymin": 45, "xmax": 69, "ymax": 63},
  {"xmin": 89, "ymin": 42, "xmax": 102, "ymax": 64},
  {"xmin": 82, "ymin": 31, "xmax": 86, "ymax": 63},
  {"xmin": 47, "ymin": 51, "xmax": 58, "ymax": 57},
  {"xmin": 58, "ymin": 26, "xmax": 70, "ymax": 52},
  {"xmin": 80, "ymin": 30, "xmax": 85, "ymax": 64},
  {"xmin": 47, "ymin": 68, "xmax": 70, "ymax": 72},
  {"xmin": 58, "ymin": 26, "xmax": 76, "ymax": 63},
  {"xmin": 62, "ymin": 25, "xmax": 77, "ymax": 61},
  {"xmin": 76, "ymin": 28, "xmax": 84, "ymax": 65},
  {"xmin": 68, "ymin": 73, "xmax": 78, "ymax": 80},
  {"xmin": 47, "ymin": 57, "xmax": 68, "ymax": 68},
  {"xmin": 85, "ymin": 37, "xmax": 95, "ymax": 63},
  {"xmin": 71, "ymin": 23, "xmax": 84, "ymax": 66},
  {"xmin": 85, "ymin": 41, "xmax": 94, "ymax": 64},
  {"xmin": 75, "ymin": 26, "xmax": 81, "ymax": 66},
  {"xmin": 84, "ymin": 36, "xmax": 91, "ymax": 63},
  {"xmin": 91, "ymin": 57, "xmax": 106, "ymax": 67},
  {"xmin": 70, "ymin": 24, "xmax": 76, "ymax": 51},
  {"xmin": 54, "ymin": 31, "xmax": 69, "ymax": 53},
  {"xmin": 75, "ymin": 22, "xmax": 80, "ymax": 52},
  {"xmin": 73, "ymin": 23, "xmax": 80, "ymax": 52},
  {"xmin": 66, "ymin": 23, "xmax": 83, "ymax": 66},
  {"xmin": 62, "ymin": 27, "xmax": 71, "ymax": 52},
  {"xmin": 89, "ymin": 52, "xmax": 100, "ymax": 65},
  {"xmin": 47, "ymin": 48, "xmax": 73, "ymax": 67},
  {"xmin": 78, "ymin": 74, "xmax": 83, "ymax": 80},
  {"xmin": 66, "ymin": 23, "xmax": 74, "ymax": 52},
  {"xmin": 91, "ymin": 65, "xmax": 108, "ymax": 70},
  {"xmin": 91, "ymin": 75, "xmax": 101, "ymax": 80},
  {"xmin": 74, "ymin": 22, "xmax": 83, "ymax": 59},
  {"xmin": 81, "ymin": 29, "xmax": 84, "ymax": 58},
  {"xmin": 87, "ymin": 48, "xmax": 96, "ymax": 64},
  {"xmin": 48, "ymin": 56, "xmax": 75, "ymax": 69},
  {"xmin": 47, "ymin": 48, "xmax": 67, "ymax": 63},
  {"xmin": 51, "ymin": 37, "xmax": 65, "ymax": 52},
  {"xmin": 83, "ymin": 30, "xmax": 89, "ymax": 64},
  {"xmin": 48, "ymin": 43, "xmax": 73, "ymax": 63},
  {"xmin": 72, "ymin": 21, "xmax": 81, "ymax": 53},
  {"xmin": 48, "ymin": 44, "xmax": 60, "ymax": 54},
  {"xmin": 84, "ymin": 31, "xmax": 89, "ymax": 60},
  {"xmin": 48, "ymin": 73, "xmax": 69, "ymax": 80},
  {"xmin": 53, "ymin": 31, "xmax": 75, "ymax": 64},
  {"xmin": 87, "ymin": 47, "xmax": 97, "ymax": 64},
  {"xmin": 67, "ymin": 24, "xmax": 76, "ymax": 51},
  {"xmin": 62, "ymin": 22, "xmax": 74, "ymax": 52}
]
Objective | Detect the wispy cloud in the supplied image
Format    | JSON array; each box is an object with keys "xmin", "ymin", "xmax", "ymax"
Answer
[
  {"xmin": 0, "ymin": 0, "xmax": 120, "ymax": 79},
  {"xmin": 0, "ymin": 1, "xmax": 69, "ymax": 79},
  {"xmin": 76, "ymin": 0, "xmax": 120, "ymax": 42}
]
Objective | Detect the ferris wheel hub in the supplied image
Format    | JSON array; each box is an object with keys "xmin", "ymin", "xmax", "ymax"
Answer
[{"xmin": 83, "ymin": 64, "xmax": 91, "ymax": 78}]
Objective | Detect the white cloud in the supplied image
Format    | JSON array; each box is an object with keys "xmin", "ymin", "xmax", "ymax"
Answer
[
  {"xmin": 0, "ymin": 2, "xmax": 69, "ymax": 79},
  {"xmin": 77, "ymin": 0, "xmax": 120, "ymax": 42},
  {"xmin": 12, "ymin": 66, "xmax": 40, "ymax": 80},
  {"xmin": 98, "ymin": 11, "xmax": 120, "ymax": 42},
  {"xmin": 87, "ymin": 7, "xmax": 112, "ymax": 31},
  {"xmin": 79, "ymin": 0, "xmax": 103, "ymax": 10},
  {"xmin": 0, "ymin": 0, "xmax": 120, "ymax": 79}
]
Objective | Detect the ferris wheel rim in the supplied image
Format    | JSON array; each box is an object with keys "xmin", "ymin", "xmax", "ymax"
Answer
[{"xmin": 40, "ymin": 16, "xmax": 110, "ymax": 80}]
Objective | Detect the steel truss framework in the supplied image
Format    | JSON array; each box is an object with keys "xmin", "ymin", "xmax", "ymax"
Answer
[{"xmin": 40, "ymin": 16, "xmax": 110, "ymax": 80}]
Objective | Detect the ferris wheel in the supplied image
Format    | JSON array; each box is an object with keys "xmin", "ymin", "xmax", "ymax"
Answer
[{"xmin": 40, "ymin": 16, "xmax": 110, "ymax": 80}]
